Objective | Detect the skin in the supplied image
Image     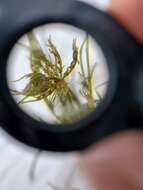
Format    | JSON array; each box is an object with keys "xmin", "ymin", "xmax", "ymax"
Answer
[
  {"xmin": 108, "ymin": 0, "xmax": 143, "ymax": 44},
  {"xmin": 78, "ymin": 0, "xmax": 143, "ymax": 189}
]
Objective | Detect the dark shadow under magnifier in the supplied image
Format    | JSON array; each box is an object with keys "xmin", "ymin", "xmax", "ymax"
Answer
[{"xmin": 0, "ymin": 0, "xmax": 143, "ymax": 151}]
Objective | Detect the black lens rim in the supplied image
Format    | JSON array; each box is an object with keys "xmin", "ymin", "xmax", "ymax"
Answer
[{"xmin": 0, "ymin": 0, "xmax": 118, "ymax": 151}]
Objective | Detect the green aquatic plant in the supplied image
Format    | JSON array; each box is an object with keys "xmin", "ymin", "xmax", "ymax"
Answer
[
  {"xmin": 11, "ymin": 31, "xmax": 105, "ymax": 124},
  {"xmin": 79, "ymin": 34, "xmax": 96, "ymax": 107},
  {"xmin": 12, "ymin": 31, "xmax": 109, "ymax": 184}
]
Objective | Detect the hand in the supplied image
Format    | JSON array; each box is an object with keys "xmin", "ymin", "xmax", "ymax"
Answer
[{"xmin": 77, "ymin": 1, "xmax": 143, "ymax": 189}]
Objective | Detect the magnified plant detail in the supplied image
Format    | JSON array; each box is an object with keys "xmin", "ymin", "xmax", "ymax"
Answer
[{"xmin": 9, "ymin": 25, "xmax": 108, "ymax": 124}]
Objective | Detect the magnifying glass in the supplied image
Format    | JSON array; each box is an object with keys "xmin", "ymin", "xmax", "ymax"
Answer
[{"xmin": 0, "ymin": 0, "xmax": 143, "ymax": 151}]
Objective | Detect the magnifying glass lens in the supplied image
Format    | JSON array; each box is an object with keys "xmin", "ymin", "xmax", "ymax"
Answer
[{"xmin": 7, "ymin": 23, "xmax": 109, "ymax": 125}]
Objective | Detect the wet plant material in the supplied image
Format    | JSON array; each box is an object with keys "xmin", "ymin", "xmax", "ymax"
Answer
[
  {"xmin": 10, "ymin": 31, "xmax": 109, "ymax": 187},
  {"xmin": 11, "ymin": 31, "xmax": 106, "ymax": 124}
]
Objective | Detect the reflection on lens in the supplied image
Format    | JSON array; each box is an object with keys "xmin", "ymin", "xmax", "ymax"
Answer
[{"xmin": 7, "ymin": 23, "xmax": 109, "ymax": 124}]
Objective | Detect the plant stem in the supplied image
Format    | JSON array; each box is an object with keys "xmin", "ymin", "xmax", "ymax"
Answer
[
  {"xmin": 29, "ymin": 150, "xmax": 41, "ymax": 180},
  {"xmin": 86, "ymin": 34, "xmax": 92, "ymax": 99},
  {"xmin": 79, "ymin": 38, "xmax": 86, "ymax": 78},
  {"xmin": 43, "ymin": 98, "xmax": 62, "ymax": 124}
]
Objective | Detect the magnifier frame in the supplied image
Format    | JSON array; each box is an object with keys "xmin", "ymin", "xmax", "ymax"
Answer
[{"xmin": 0, "ymin": 0, "xmax": 141, "ymax": 151}]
